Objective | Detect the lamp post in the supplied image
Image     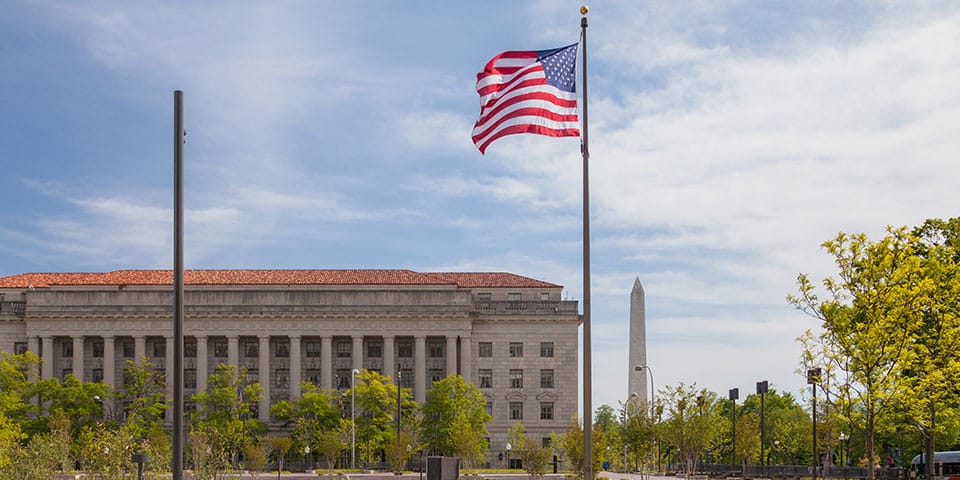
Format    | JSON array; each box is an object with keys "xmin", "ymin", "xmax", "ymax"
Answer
[
  {"xmin": 729, "ymin": 388, "xmax": 738, "ymax": 466},
  {"xmin": 757, "ymin": 380, "xmax": 768, "ymax": 476},
  {"xmin": 808, "ymin": 368, "xmax": 822, "ymax": 480},
  {"xmin": 506, "ymin": 442, "xmax": 512, "ymax": 469},
  {"xmin": 93, "ymin": 395, "xmax": 115, "ymax": 421},
  {"xmin": 396, "ymin": 364, "xmax": 402, "ymax": 441},
  {"xmin": 636, "ymin": 365, "xmax": 657, "ymax": 473},
  {"xmin": 352, "ymin": 368, "xmax": 360, "ymax": 470},
  {"xmin": 839, "ymin": 433, "xmax": 849, "ymax": 467}
]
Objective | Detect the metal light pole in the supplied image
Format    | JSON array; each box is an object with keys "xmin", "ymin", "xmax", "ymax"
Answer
[
  {"xmin": 729, "ymin": 388, "xmax": 738, "ymax": 466},
  {"xmin": 839, "ymin": 432, "xmax": 849, "ymax": 467},
  {"xmin": 757, "ymin": 380, "xmax": 768, "ymax": 476},
  {"xmin": 352, "ymin": 368, "xmax": 360, "ymax": 469},
  {"xmin": 396, "ymin": 364, "xmax": 402, "ymax": 441},
  {"xmin": 808, "ymin": 368, "xmax": 822, "ymax": 480}
]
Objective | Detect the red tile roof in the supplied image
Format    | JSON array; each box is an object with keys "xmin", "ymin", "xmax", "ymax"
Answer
[{"xmin": 0, "ymin": 269, "xmax": 560, "ymax": 289}]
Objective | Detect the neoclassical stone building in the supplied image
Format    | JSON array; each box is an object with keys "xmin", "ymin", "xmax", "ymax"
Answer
[{"xmin": 0, "ymin": 269, "xmax": 579, "ymax": 460}]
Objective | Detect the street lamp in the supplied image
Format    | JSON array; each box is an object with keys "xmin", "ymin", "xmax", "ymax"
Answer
[
  {"xmin": 839, "ymin": 433, "xmax": 849, "ymax": 467},
  {"xmin": 808, "ymin": 368, "xmax": 822, "ymax": 480},
  {"xmin": 505, "ymin": 442, "xmax": 512, "ymax": 469},
  {"xmin": 93, "ymin": 395, "xmax": 115, "ymax": 421},
  {"xmin": 304, "ymin": 445, "xmax": 311, "ymax": 474},
  {"xmin": 636, "ymin": 365, "xmax": 657, "ymax": 473},
  {"xmin": 352, "ymin": 368, "xmax": 360, "ymax": 470},
  {"xmin": 757, "ymin": 380, "xmax": 769, "ymax": 476},
  {"xmin": 729, "ymin": 388, "xmax": 739, "ymax": 466},
  {"xmin": 396, "ymin": 364, "xmax": 402, "ymax": 441}
]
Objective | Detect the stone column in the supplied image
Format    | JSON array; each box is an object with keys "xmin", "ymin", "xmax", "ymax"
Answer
[
  {"xmin": 258, "ymin": 335, "xmax": 271, "ymax": 422},
  {"xmin": 27, "ymin": 337, "xmax": 40, "ymax": 379},
  {"xmin": 103, "ymin": 336, "xmax": 115, "ymax": 388},
  {"xmin": 414, "ymin": 335, "xmax": 426, "ymax": 403},
  {"xmin": 165, "ymin": 336, "xmax": 175, "ymax": 424},
  {"xmin": 320, "ymin": 336, "xmax": 332, "ymax": 390},
  {"xmin": 134, "ymin": 336, "xmax": 146, "ymax": 364},
  {"xmin": 196, "ymin": 336, "xmax": 208, "ymax": 392},
  {"xmin": 41, "ymin": 336, "xmax": 54, "ymax": 380},
  {"xmin": 445, "ymin": 336, "xmax": 457, "ymax": 379},
  {"xmin": 73, "ymin": 336, "xmax": 85, "ymax": 381},
  {"xmin": 382, "ymin": 336, "xmax": 395, "ymax": 381},
  {"xmin": 227, "ymin": 336, "xmax": 239, "ymax": 367},
  {"xmin": 461, "ymin": 336, "xmax": 472, "ymax": 382},
  {"xmin": 290, "ymin": 336, "xmax": 301, "ymax": 400},
  {"xmin": 352, "ymin": 336, "xmax": 364, "ymax": 373}
]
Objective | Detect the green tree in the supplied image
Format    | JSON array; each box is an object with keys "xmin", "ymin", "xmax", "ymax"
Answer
[
  {"xmin": 315, "ymin": 419, "xmax": 351, "ymax": 471},
  {"xmin": 902, "ymin": 218, "xmax": 960, "ymax": 478},
  {"xmin": 420, "ymin": 374, "xmax": 491, "ymax": 460},
  {"xmin": 509, "ymin": 423, "xmax": 552, "ymax": 479},
  {"xmin": 188, "ymin": 423, "xmax": 231, "ymax": 480},
  {"xmin": 242, "ymin": 439, "xmax": 268, "ymax": 478},
  {"xmin": 556, "ymin": 416, "xmax": 605, "ymax": 480},
  {"xmin": 0, "ymin": 411, "xmax": 25, "ymax": 471},
  {"xmin": 350, "ymin": 369, "xmax": 412, "ymax": 466},
  {"xmin": 619, "ymin": 398, "xmax": 656, "ymax": 472},
  {"xmin": 117, "ymin": 356, "xmax": 169, "ymax": 436},
  {"xmin": 790, "ymin": 227, "xmax": 925, "ymax": 479},
  {"xmin": 191, "ymin": 363, "xmax": 265, "ymax": 467},
  {"xmin": 385, "ymin": 430, "xmax": 417, "ymax": 474},
  {"xmin": 268, "ymin": 435, "xmax": 293, "ymax": 474}
]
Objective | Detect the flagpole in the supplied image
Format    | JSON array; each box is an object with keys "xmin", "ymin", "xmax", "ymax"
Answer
[
  {"xmin": 172, "ymin": 90, "xmax": 185, "ymax": 480},
  {"xmin": 579, "ymin": 6, "xmax": 593, "ymax": 480}
]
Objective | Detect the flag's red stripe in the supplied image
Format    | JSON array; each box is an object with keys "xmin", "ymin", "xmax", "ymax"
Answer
[
  {"xmin": 477, "ymin": 90, "xmax": 578, "ymax": 127},
  {"xmin": 477, "ymin": 64, "xmax": 545, "ymax": 99},
  {"xmin": 482, "ymin": 50, "xmax": 538, "ymax": 74},
  {"xmin": 473, "ymin": 106, "xmax": 580, "ymax": 143},
  {"xmin": 476, "ymin": 123, "xmax": 580, "ymax": 154}
]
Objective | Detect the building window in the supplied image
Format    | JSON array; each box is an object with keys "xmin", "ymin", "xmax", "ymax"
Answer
[
  {"xmin": 185, "ymin": 368, "xmax": 197, "ymax": 389},
  {"xmin": 62, "ymin": 341, "xmax": 73, "ymax": 358},
  {"xmin": 275, "ymin": 368, "xmax": 290, "ymax": 389},
  {"xmin": 542, "ymin": 437, "xmax": 552, "ymax": 448},
  {"xmin": 540, "ymin": 292, "xmax": 550, "ymax": 301},
  {"xmin": 477, "ymin": 292, "xmax": 492, "ymax": 302},
  {"xmin": 367, "ymin": 342, "xmax": 382, "ymax": 358},
  {"xmin": 306, "ymin": 341, "xmax": 321, "ymax": 357},
  {"xmin": 185, "ymin": 339, "xmax": 197, "ymax": 358},
  {"xmin": 507, "ymin": 292, "xmax": 522, "ymax": 301},
  {"xmin": 122, "ymin": 340, "xmax": 134, "ymax": 358},
  {"xmin": 213, "ymin": 341, "xmax": 227, "ymax": 358},
  {"xmin": 509, "ymin": 401, "xmax": 523, "ymax": 420},
  {"xmin": 428, "ymin": 340, "xmax": 443, "ymax": 358},
  {"xmin": 429, "ymin": 368, "xmax": 444, "ymax": 384},
  {"xmin": 509, "ymin": 342, "xmax": 523, "ymax": 358},
  {"xmin": 540, "ymin": 342, "xmax": 554, "ymax": 358},
  {"xmin": 153, "ymin": 341, "xmax": 165, "ymax": 358},
  {"xmin": 540, "ymin": 402, "xmax": 554, "ymax": 420},
  {"xmin": 92, "ymin": 341, "xmax": 103, "ymax": 358},
  {"xmin": 62, "ymin": 368, "xmax": 73, "ymax": 379},
  {"xmin": 244, "ymin": 341, "xmax": 259, "ymax": 358},
  {"xmin": 485, "ymin": 401, "xmax": 493, "ymax": 416},
  {"xmin": 400, "ymin": 368, "xmax": 413, "ymax": 388},
  {"xmin": 478, "ymin": 369, "xmax": 493, "ymax": 389},
  {"xmin": 14, "ymin": 342, "xmax": 28, "ymax": 355},
  {"xmin": 509, "ymin": 369, "xmax": 523, "ymax": 389},
  {"xmin": 398, "ymin": 341, "xmax": 413, "ymax": 358},
  {"xmin": 276, "ymin": 341, "xmax": 290, "ymax": 358},
  {"xmin": 478, "ymin": 342, "xmax": 492, "ymax": 358},
  {"xmin": 336, "ymin": 342, "xmax": 351, "ymax": 358},
  {"xmin": 336, "ymin": 369, "xmax": 352, "ymax": 389},
  {"xmin": 540, "ymin": 369, "xmax": 554, "ymax": 389},
  {"xmin": 247, "ymin": 368, "xmax": 259, "ymax": 383},
  {"xmin": 307, "ymin": 369, "xmax": 321, "ymax": 384},
  {"xmin": 92, "ymin": 368, "xmax": 104, "ymax": 382}
]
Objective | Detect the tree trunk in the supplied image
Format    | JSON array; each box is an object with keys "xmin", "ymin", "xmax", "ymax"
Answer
[{"xmin": 925, "ymin": 401, "xmax": 936, "ymax": 480}]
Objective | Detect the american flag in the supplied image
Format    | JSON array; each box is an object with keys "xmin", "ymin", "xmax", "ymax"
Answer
[{"xmin": 472, "ymin": 43, "xmax": 580, "ymax": 154}]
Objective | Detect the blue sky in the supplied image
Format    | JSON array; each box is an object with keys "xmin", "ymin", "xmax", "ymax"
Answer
[{"xmin": 2, "ymin": 1, "xmax": 960, "ymax": 412}]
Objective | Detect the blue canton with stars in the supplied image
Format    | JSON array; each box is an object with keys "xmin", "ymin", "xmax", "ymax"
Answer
[{"xmin": 537, "ymin": 44, "xmax": 578, "ymax": 92}]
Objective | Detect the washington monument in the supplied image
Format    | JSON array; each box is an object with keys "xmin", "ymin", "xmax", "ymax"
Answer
[{"xmin": 627, "ymin": 277, "xmax": 648, "ymax": 403}]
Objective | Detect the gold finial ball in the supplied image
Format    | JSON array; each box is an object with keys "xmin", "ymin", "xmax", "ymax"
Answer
[{"xmin": 580, "ymin": 5, "xmax": 589, "ymax": 15}]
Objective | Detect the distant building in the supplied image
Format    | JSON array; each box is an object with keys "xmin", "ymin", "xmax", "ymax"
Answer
[{"xmin": 0, "ymin": 269, "xmax": 580, "ymax": 464}]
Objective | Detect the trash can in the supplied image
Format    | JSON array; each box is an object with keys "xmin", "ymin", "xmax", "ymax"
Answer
[{"xmin": 426, "ymin": 456, "xmax": 460, "ymax": 480}]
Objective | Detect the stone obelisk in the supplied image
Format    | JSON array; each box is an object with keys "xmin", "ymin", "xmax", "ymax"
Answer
[{"xmin": 627, "ymin": 277, "xmax": 648, "ymax": 403}]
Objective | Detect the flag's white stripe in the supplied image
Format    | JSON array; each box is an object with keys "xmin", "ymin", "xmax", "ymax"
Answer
[
  {"xmin": 476, "ymin": 63, "xmax": 543, "ymax": 95},
  {"xmin": 473, "ymin": 115, "xmax": 580, "ymax": 147},
  {"xmin": 478, "ymin": 83, "xmax": 577, "ymax": 119},
  {"xmin": 474, "ymin": 98, "xmax": 579, "ymax": 135},
  {"xmin": 490, "ymin": 57, "xmax": 537, "ymax": 69}
]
